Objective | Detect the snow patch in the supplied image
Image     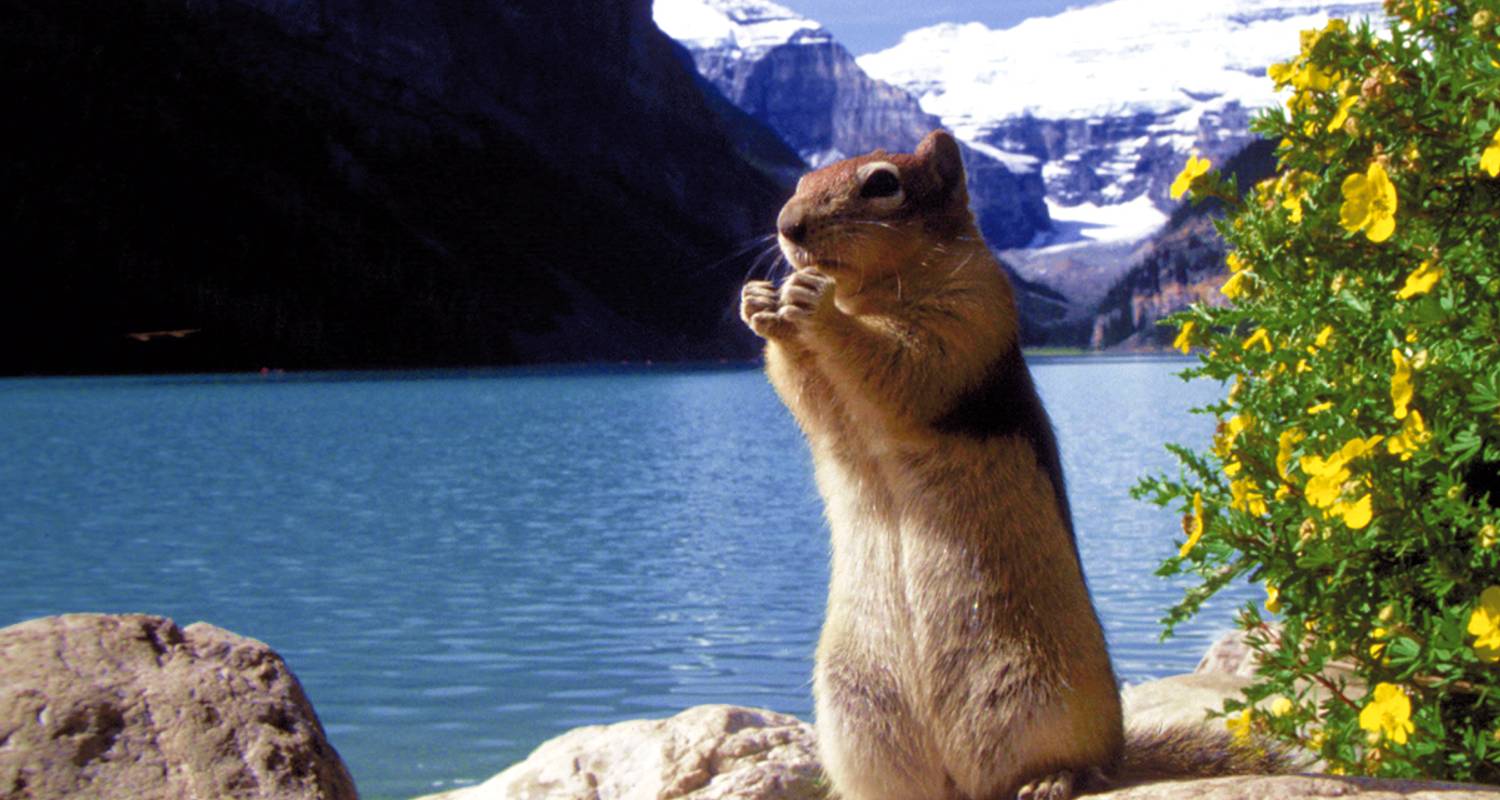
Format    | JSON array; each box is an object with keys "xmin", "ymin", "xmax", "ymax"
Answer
[
  {"xmin": 653, "ymin": 0, "xmax": 828, "ymax": 53},
  {"xmin": 1034, "ymin": 195, "xmax": 1170, "ymax": 250},
  {"xmin": 962, "ymin": 137, "xmax": 1040, "ymax": 173}
]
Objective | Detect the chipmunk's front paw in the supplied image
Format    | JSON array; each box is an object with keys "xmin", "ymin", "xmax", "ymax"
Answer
[
  {"xmin": 741, "ymin": 280, "xmax": 778, "ymax": 326},
  {"xmin": 742, "ymin": 280, "xmax": 793, "ymax": 340},
  {"xmin": 777, "ymin": 268, "xmax": 836, "ymax": 326}
]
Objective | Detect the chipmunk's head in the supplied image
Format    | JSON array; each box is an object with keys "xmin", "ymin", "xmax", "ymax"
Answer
[{"xmin": 777, "ymin": 130, "xmax": 973, "ymax": 282}]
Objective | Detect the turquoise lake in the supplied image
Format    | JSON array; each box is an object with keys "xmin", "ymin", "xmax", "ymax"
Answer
[{"xmin": 0, "ymin": 357, "xmax": 1252, "ymax": 798}]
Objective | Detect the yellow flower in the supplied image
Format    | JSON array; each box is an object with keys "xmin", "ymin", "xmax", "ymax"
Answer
[
  {"xmin": 1230, "ymin": 478, "xmax": 1267, "ymax": 517},
  {"xmin": 1338, "ymin": 435, "xmax": 1385, "ymax": 462},
  {"xmin": 1270, "ymin": 696, "xmax": 1295, "ymax": 717},
  {"xmin": 1275, "ymin": 172, "xmax": 1310, "ymax": 223},
  {"xmin": 1391, "ymin": 348, "xmax": 1414, "ymax": 419},
  {"xmin": 1242, "ymin": 328, "xmax": 1273, "ymax": 354},
  {"xmin": 1226, "ymin": 251, "xmax": 1246, "ymax": 273},
  {"xmin": 1302, "ymin": 461, "xmax": 1349, "ymax": 508},
  {"xmin": 1180, "ymin": 492, "xmax": 1205, "ymax": 558},
  {"xmin": 1359, "ymin": 683, "xmax": 1415, "ymax": 746},
  {"xmin": 1282, "ymin": 192, "xmax": 1305, "ymax": 223},
  {"xmin": 1268, "ymin": 59, "xmax": 1297, "ymax": 88},
  {"xmin": 1215, "ymin": 414, "xmax": 1253, "ymax": 457},
  {"xmin": 1340, "ymin": 162, "xmax": 1398, "ymax": 243},
  {"xmin": 1307, "ymin": 401, "xmax": 1334, "ymax": 415},
  {"xmin": 1171, "ymin": 154, "xmax": 1212, "ymax": 200},
  {"xmin": 1386, "ymin": 409, "xmax": 1429, "ymax": 461},
  {"xmin": 1277, "ymin": 428, "xmax": 1307, "ymax": 478},
  {"xmin": 1327, "ymin": 95, "xmax": 1359, "ymax": 133},
  {"xmin": 1330, "ymin": 492, "xmax": 1373, "ymax": 529},
  {"xmin": 1265, "ymin": 583, "xmax": 1283, "ymax": 614},
  {"xmin": 1482, "ymin": 129, "xmax": 1500, "ymax": 178},
  {"xmin": 1220, "ymin": 271, "xmax": 1251, "ymax": 300},
  {"xmin": 1300, "ymin": 436, "xmax": 1382, "ymax": 514},
  {"xmin": 1293, "ymin": 62, "xmax": 1338, "ymax": 94},
  {"xmin": 1174, "ymin": 320, "xmax": 1196, "ymax": 355},
  {"xmin": 1408, "ymin": 0, "xmax": 1440, "ymax": 22},
  {"xmin": 1396, "ymin": 260, "xmax": 1443, "ymax": 299},
  {"xmin": 1481, "ymin": 524, "xmax": 1498, "ymax": 549},
  {"xmin": 1225, "ymin": 710, "xmax": 1254, "ymax": 742},
  {"xmin": 1468, "ymin": 586, "xmax": 1500, "ymax": 662},
  {"xmin": 1313, "ymin": 325, "xmax": 1334, "ymax": 350}
]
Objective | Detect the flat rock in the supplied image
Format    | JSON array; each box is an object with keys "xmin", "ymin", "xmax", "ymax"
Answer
[
  {"xmin": 418, "ymin": 704, "xmax": 823, "ymax": 800},
  {"xmin": 0, "ymin": 613, "xmax": 357, "ymax": 799},
  {"xmin": 1093, "ymin": 774, "xmax": 1500, "ymax": 799},
  {"xmin": 420, "ymin": 690, "xmax": 1500, "ymax": 800}
]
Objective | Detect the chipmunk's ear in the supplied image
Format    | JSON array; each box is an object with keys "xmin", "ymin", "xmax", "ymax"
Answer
[{"xmin": 916, "ymin": 130, "xmax": 967, "ymax": 207}]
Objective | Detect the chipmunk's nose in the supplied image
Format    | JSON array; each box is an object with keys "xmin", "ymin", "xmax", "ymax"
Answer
[{"xmin": 777, "ymin": 202, "xmax": 808, "ymax": 244}]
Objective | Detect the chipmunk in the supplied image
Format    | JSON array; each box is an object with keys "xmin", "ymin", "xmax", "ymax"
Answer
[{"xmin": 740, "ymin": 130, "xmax": 1281, "ymax": 800}]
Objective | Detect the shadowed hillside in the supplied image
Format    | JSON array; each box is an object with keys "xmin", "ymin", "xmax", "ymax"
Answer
[{"xmin": 1, "ymin": 0, "xmax": 801, "ymax": 374}]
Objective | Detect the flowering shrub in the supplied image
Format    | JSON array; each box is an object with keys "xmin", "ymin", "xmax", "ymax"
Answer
[{"xmin": 1137, "ymin": 0, "xmax": 1500, "ymax": 781}]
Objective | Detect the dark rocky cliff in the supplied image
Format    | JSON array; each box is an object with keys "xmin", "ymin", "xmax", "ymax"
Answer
[
  {"xmin": 689, "ymin": 28, "xmax": 940, "ymax": 167},
  {"xmin": 1, "ymin": 0, "xmax": 801, "ymax": 374}
]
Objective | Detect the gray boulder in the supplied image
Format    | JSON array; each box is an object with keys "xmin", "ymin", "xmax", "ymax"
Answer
[{"xmin": 0, "ymin": 613, "xmax": 356, "ymax": 799}]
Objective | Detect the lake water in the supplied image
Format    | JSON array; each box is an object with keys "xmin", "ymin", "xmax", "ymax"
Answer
[{"xmin": 0, "ymin": 357, "xmax": 1248, "ymax": 798}]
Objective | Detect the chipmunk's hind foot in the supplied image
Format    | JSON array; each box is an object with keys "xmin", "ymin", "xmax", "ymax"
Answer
[
  {"xmin": 1014, "ymin": 765, "xmax": 1110, "ymax": 800},
  {"xmin": 1015, "ymin": 770, "xmax": 1073, "ymax": 800}
]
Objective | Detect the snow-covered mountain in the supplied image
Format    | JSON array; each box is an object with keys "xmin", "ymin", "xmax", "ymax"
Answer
[
  {"xmin": 654, "ymin": 0, "xmax": 1386, "ymax": 345},
  {"xmin": 653, "ymin": 0, "xmax": 1051, "ymax": 251},
  {"xmin": 860, "ymin": 0, "xmax": 1383, "ymax": 221},
  {"xmin": 854, "ymin": 0, "xmax": 1383, "ymax": 327},
  {"xmin": 655, "ymin": 0, "xmax": 934, "ymax": 167}
]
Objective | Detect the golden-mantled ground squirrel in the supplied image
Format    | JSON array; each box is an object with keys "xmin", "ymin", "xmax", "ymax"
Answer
[{"xmin": 741, "ymin": 131, "xmax": 1279, "ymax": 800}]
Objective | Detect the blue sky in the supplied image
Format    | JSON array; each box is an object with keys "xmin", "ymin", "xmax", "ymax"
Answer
[{"xmin": 785, "ymin": 0, "xmax": 1108, "ymax": 55}]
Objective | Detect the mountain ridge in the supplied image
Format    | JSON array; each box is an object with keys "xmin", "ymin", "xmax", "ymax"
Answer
[{"xmin": 655, "ymin": 0, "xmax": 1385, "ymax": 346}]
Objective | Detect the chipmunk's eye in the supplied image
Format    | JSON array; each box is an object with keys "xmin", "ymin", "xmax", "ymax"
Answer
[{"xmin": 859, "ymin": 168, "xmax": 901, "ymax": 199}]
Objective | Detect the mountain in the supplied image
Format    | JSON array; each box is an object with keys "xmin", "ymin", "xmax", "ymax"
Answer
[
  {"xmin": 1089, "ymin": 139, "xmax": 1279, "ymax": 350},
  {"xmin": 860, "ymin": 0, "xmax": 1382, "ymax": 210},
  {"xmin": 859, "ymin": 0, "xmax": 1384, "ymax": 332},
  {"xmin": 2, "ymin": 0, "xmax": 800, "ymax": 374},
  {"xmin": 653, "ymin": 0, "xmax": 1050, "ymax": 251}
]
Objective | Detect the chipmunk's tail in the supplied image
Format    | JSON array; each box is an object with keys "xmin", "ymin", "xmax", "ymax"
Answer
[{"xmin": 1114, "ymin": 723, "xmax": 1297, "ymax": 784}]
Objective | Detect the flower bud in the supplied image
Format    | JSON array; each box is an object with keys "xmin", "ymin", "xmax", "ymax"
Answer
[{"xmin": 1299, "ymin": 517, "xmax": 1319, "ymax": 541}]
